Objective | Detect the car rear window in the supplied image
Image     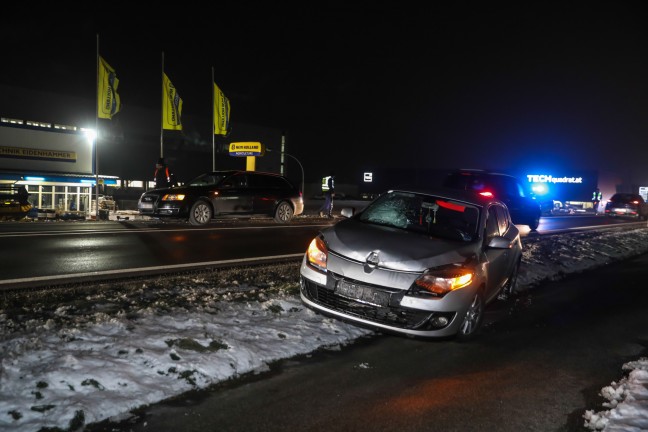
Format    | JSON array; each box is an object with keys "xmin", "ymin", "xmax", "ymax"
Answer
[
  {"xmin": 249, "ymin": 174, "xmax": 292, "ymax": 189},
  {"xmin": 444, "ymin": 172, "xmax": 526, "ymax": 198},
  {"xmin": 188, "ymin": 174, "xmax": 228, "ymax": 186},
  {"xmin": 611, "ymin": 193, "xmax": 642, "ymax": 202}
]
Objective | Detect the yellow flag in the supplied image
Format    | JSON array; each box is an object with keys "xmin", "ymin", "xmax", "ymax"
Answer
[
  {"xmin": 163, "ymin": 73, "xmax": 183, "ymax": 130},
  {"xmin": 213, "ymin": 82, "xmax": 230, "ymax": 136},
  {"xmin": 97, "ymin": 56, "xmax": 121, "ymax": 119}
]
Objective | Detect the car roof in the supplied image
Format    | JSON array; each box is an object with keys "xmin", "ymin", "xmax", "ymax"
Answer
[
  {"xmin": 448, "ymin": 169, "xmax": 517, "ymax": 179},
  {"xmin": 385, "ymin": 186, "xmax": 503, "ymax": 208},
  {"xmin": 611, "ymin": 193, "xmax": 642, "ymax": 199}
]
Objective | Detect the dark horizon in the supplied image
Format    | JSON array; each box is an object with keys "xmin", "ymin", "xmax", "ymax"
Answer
[{"xmin": 2, "ymin": 2, "xmax": 647, "ymax": 186}]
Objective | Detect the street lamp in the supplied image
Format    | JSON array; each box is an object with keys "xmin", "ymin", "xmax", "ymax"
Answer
[
  {"xmin": 268, "ymin": 148, "xmax": 304, "ymax": 196},
  {"xmin": 82, "ymin": 128, "xmax": 99, "ymax": 219},
  {"xmin": 284, "ymin": 152, "xmax": 304, "ymax": 196}
]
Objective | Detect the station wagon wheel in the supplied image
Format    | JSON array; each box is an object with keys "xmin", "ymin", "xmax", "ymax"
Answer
[
  {"xmin": 189, "ymin": 200, "xmax": 212, "ymax": 226},
  {"xmin": 274, "ymin": 201, "xmax": 294, "ymax": 223},
  {"xmin": 456, "ymin": 290, "xmax": 484, "ymax": 341},
  {"xmin": 499, "ymin": 259, "xmax": 521, "ymax": 301}
]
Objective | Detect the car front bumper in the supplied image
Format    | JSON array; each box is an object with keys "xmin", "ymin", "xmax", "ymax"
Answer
[{"xmin": 299, "ymin": 255, "xmax": 475, "ymax": 338}]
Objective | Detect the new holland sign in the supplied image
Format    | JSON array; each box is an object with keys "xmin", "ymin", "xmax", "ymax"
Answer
[{"xmin": 229, "ymin": 142, "xmax": 265, "ymax": 157}]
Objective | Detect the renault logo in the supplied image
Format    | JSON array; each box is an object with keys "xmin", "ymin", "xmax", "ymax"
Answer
[{"xmin": 366, "ymin": 251, "xmax": 380, "ymax": 266}]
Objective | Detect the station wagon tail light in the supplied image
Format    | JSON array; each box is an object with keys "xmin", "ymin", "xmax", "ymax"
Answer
[
  {"xmin": 412, "ymin": 269, "xmax": 474, "ymax": 296},
  {"xmin": 306, "ymin": 237, "xmax": 328, "ymax": 272},
  {"xmin": 161, "ymin": 194, "xmax": 185, "ymax": 201}
]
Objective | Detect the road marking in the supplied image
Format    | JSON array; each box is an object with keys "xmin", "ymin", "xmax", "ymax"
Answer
[{"xmin": 0, "ymin": 253, "xmax": 305, "ymax": 287}]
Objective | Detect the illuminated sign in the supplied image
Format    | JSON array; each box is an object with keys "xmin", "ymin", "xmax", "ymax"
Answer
[
  {"xmin": 0, "ymin": 146, "xmax": 77, "ymax": 162},
  {"xmin": 364, "ymin": 172, "xmax": 373, "ymax": 182},
  {"xmin": 640, "ymin": 186, "xmax": 648, "ymax": 201},
  {"xmin": 229, "ymin": 142, "xmax": 265, "ymax": 157},
  {"xmin": 526, "ymin": 175, "xmax": 583, "ymax": 184}
]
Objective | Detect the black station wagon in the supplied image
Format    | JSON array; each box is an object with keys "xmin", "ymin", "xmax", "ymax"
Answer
[{"xmin": 138, "ymin": 170, "xmax": 304, "ymax": 226}]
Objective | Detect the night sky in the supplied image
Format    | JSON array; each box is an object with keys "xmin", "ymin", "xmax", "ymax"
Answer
[{"xmin": 1, "ymin": 1, "xmax": 647, "ymax": 186}]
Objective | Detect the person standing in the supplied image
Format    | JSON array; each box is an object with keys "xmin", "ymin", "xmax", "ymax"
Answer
[
  {"xmin": 154, "ymin": 158, "xmax": 172, "ymax": 189},
  {"xmin": 592, "ymin": 188, "xmax": 602, "ymax": 213},
  {"xmin": 319, "ymin": 173, "xmax": 335, "ymax": 218}
]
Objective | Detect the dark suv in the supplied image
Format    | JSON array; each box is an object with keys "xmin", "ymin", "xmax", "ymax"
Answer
[
  {"xmin": 604, "ymin": 193, "xmax": 648, "ymax": 220},
  {"xmin": 138, "ymin": 170, "xmax": 304, "ymax": 226},
  {"xmin": 442, "ymin": 169, "xmax": 542, "ymax": 230}
]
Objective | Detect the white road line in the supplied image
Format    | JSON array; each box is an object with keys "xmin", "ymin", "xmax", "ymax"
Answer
[{"xmin": 0, "ymin": 253, "xmax": 305, "ymax": 286}]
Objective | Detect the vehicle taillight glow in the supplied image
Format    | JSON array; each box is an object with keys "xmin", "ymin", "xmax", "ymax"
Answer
[{"xmin": 479, "ymin": 191, "xmax": 494, "ymax": 198}]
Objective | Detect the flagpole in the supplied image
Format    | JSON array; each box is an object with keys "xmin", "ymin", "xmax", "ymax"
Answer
[
  {"xmin": 211, "ymin": 67, "xmax": 216, "ymax": 171},
  {"xmin": 95, "ymin": 34, "xmax": 100, "ymax": 220},
  {"xmin": 160, "ymin": 51, "xmax": 164, "ymax": 159}
]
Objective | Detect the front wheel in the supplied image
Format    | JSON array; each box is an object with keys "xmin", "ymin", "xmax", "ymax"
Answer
[
  {"xmin": 527, "ymin": 213, "xmax": 540, "ymax": 231},
  {"xmin": 274, "ymin": 201, "xmax": 294, "ymax": 223},
  {"xmin": 498, "ymin": 259, "xmax": 520, "ymax": 301},
  {"xmin": 456, "ymin": 290, "xmax": 484, "ymax": 341},
  {"xmin": 189, "ymin": 200, "xmax": 212, "ymax": 226}
]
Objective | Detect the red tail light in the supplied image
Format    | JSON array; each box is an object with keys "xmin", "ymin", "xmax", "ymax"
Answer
[{"xmin": 479, "ymin": 191, "xmax": 494, "ymax": 198}]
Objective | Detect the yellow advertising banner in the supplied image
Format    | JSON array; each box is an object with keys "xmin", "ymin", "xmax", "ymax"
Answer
[
  {"xmin": 98, "ymin": 56, "xmax": 121, "ymax": 120},
  {"xmin": 163, "ymin": 73, "xmax": 183, "ymax": 130},
  {"xmin": 214, "ymin": 82, "xmax": 230, "ymax": 136}
]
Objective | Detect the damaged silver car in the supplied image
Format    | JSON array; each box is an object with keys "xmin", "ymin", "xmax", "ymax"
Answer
[{"xmin": 299, "ymin": 188, "xmax": 523, "ymax": 340}]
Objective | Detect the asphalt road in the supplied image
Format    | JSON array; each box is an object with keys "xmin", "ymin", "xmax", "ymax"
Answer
[
  {"xmin": 86, "ymin": 251, "xmax": 648, "ymax": 432},
  {"xmin": 0, "ymin": 209, "xmax": 644, "ymax": 290}
]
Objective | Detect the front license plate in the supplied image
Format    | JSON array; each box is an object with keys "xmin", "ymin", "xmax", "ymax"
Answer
[
  {"xmin": 140, "ymin": 203, "xmax": 153, "ymax": 209},
  {"xmin": 336, "ymin": 280, "xmax": 390, "ymax": 307}
]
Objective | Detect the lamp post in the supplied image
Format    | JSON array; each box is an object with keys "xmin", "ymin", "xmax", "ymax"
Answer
[
  {"xmin": 268, "ymin": 147, "xmax": 304, "ymax": 196},
  {"xmin": 83, "ymin": 128, "xmax": 99, "ymax": 219},
  {"xmin": 284, "ymin": 152, "xmax": 305, "ymax": 196}
]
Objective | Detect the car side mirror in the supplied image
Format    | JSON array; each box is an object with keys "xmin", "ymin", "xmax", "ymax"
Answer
[
  {"xmin": 341, "ymin": 207, "xmax": 355, "ymax": 218},
  {"xmin": 487, "ymin": 236, "xmax": 512, "ymax": 249}
]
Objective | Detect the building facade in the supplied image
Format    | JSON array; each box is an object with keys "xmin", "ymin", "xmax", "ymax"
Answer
[{"xmin": 0, "ymin": 118, "xmax": 118, "ymax": 216}]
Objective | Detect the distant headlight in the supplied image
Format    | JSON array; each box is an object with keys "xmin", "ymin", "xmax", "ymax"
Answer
[
  {"xmin": 306, "ymin": 236, "xmax": 327, "ymax": 272},
  {"xmin": 162, "ymin": 194, "xmax": 185, "ymax": 201},
  {"xmin": 412, "ymin": 268, "xmax": 474, "ymax": 297}
]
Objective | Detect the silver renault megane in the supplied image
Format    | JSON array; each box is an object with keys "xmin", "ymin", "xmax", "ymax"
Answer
[{"xmin": 299, "ymin": 188, "xmax": 523, "ymax": 340}]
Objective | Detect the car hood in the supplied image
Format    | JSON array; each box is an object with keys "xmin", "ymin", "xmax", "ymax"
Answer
[
  {"xmin": 323, "ymin": 219, "xmax": 477, "ymax": 272},
  {"xmin": 146, "ymin": 186, "xmax": 193, "ymax": 195}
]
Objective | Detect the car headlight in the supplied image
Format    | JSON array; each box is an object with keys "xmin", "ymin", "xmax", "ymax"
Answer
[
  {"xmin": 161, "ymin": 194, "xmax": 185, "ymax": 201},
  {"xmin": 306, "ymin": 236, "xmax": 327, "ymax": 272},
  {"xmin": 412, "ymin": 268, "xmax": 474, "ymax": 297}
]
